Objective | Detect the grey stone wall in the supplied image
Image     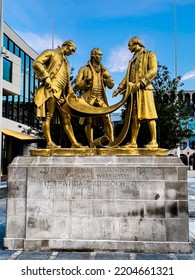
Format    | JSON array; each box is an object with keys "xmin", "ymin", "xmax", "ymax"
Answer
[{"xmin": 4, "ymin": 156, "xmax": 191, "ymax": 253}]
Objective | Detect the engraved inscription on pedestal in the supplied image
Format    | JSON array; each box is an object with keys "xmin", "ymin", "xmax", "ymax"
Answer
[{"xmin": 4, "ymin": 156, "xmax": 191, "ymax": 253}]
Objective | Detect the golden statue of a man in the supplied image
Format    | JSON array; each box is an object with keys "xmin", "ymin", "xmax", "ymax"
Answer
[
  {"xmin": 33, "ymin": 40, "xmax": 82, "ymax": 149},
  {"xmin": 75, "ymin": 48, "xmax": 114, "ymax": 148},
  {"xmin": 113, "ymin": 36, "xmax": 158, "ymax": 148}
]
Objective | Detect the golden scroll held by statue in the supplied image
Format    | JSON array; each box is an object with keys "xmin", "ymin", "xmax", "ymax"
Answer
[{"xmin": 64, "ymin": 82, "xmax": 135, "ymax": 118}]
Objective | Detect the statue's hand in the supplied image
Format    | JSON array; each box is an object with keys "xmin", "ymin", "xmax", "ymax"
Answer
[
  {"xmin": 69, "ymin": 92, "xmax": 79, "ymax": 101},
  {"xmin": 140, "ymin": 81, "xmax": 145, "ymax": 89},
  {"xmin": 112, "ymin": 89, "xmax": 121, "ymax": 97},
  {"xmin": 103, "ymin": 69, "xmax": 110, "ymax": 79},
  {"xmin": 131, "ymin": 82, "xmax": 141, "ymax": 93},
  {"xmin": 85, "ymin": 78, "xmax": 93, "ymax": 88},
  {"xmin": 134, "ymin": 81, "xmax": 145, "ymax": 91},
  {"xmin": 57, "ymin": 97, "xmax": 66, "ymax": 106},
  {"xmin": 45, "ymin": 77, "xmax": 52, "ymax": 89}
]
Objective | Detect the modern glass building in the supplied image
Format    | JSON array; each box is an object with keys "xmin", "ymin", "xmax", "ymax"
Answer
[{"xmin": 1, "ymin": 22, "xmax": 40, "ymax": 176}]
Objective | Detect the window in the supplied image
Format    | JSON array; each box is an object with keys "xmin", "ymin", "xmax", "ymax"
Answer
[
  {"xmin": 25, "ymin": 55, "xmax": 30, "ymax": 100},
  {"xmin": 20, "ymin": 50, "xmax": 25, "ymax": 71},
  {"xmin": 189, "ymin": 135, "xmax": 195, "ymax": 150},
  {"xmin": 9, "ymin": 40, "xmax": 14, "ymax": 53},
  {"xmin": 14, "ymin": 45, "xmax": 20, "ymax": 56},
  {"xmin": 3, "ymin": 58, "xmax": 12, "ymax": 82},
  {"xmin": 185, "ymin": 93, "xmax": 190, "ymax": 103},
  {"xmin": 3, "ymin": 34, "xmax": 8, "ymax": 49},
  {"xmin": 2, "ymin": 32, "xmax": 40, "ymax": 129}
]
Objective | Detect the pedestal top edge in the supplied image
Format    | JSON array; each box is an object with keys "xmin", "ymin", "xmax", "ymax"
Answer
[{"xmin": 9, "ymin": 155, "xmax": 185, "ymax": 167}]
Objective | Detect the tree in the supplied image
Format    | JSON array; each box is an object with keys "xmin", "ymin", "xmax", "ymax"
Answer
[{"xmin": 152, "ymin": 64, "xmax": 192, "ymax": 149}]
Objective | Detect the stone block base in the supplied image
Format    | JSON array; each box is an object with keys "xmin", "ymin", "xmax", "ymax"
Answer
[
  {"xmin": 4, "ymin": 238, "xmax": 191, "ymax": 254},
  {"xmin": 4, "ymin": 155, "xmax": 191, "ymax": 253}
]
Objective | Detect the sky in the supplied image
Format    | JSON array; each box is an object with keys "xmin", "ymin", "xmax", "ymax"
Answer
[{"xmin": 3, "ymin": 0, "xmax": 195, "ymax": 106}]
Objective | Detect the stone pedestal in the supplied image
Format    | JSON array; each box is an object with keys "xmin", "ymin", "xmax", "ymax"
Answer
[{"xmin": 4, "ymin": 155, "xmax": 191, "ymax": 253}]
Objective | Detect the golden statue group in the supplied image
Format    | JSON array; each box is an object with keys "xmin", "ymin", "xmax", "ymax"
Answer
[{"xmin": 33, "ymin": 36, "xmax": 158, "ymax": 150}]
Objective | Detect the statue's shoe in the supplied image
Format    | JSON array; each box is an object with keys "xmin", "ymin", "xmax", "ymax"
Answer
[
  {"xmin": 122, "ymin": 142, "xmax": 138, "ymax": 148},
  {"xmin": 89, "ymin": 142, "xmax": 96, "ymax": 148},
  {"xmin": 144, "ymin": 142, "xmax": 158, "ymax": 148},
  {"xmin": 46, "ymin": 142, "xmax": 61, "ymax": 149},
  {"xmin": 71, "ymin": 142, "xmax": 84, "ymax": 148}
]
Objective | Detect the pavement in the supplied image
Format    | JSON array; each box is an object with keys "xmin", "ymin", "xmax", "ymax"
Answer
[{"xmin": 0, "ymin": 176, "xmax": 195, "ymax": 260}]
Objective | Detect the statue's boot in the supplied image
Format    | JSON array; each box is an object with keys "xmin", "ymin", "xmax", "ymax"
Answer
[
  {"xmin": 104, "ymin": 122, "xmax": 114, "ymax": 146},
  {"xmin": 85, "ymin": 125, "xmax": 96, "ymax": 148},
  {"xmin": 123, "ymin": 142, "xmax": 138, "ymax": 148},
  {"xmin": 144, "ymin": 120, "xmax": 158, "ymax": 148},
  {"xmin": 63, "ymin": 124, "xmax": 83, "ymax": 148},
  {"xmin": 123, "ymin": 117, "xmax": 139, "ymax": 148},
  {"xmin": 144, "ymin": 142, "xmax": 158, "ymax": 148},
  {"xmin": 42, "ymin": 112, "xmax": 61, "ymax": 149}
]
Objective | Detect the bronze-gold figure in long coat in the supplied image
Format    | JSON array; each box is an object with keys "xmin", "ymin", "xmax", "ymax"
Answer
[
  {"xmin": 33, "ymin": 40, "xmax": 82, "ymax": 149},
  {"xmin": 113, "ymin": 36, "xmax": 158, "ymax": 148}
]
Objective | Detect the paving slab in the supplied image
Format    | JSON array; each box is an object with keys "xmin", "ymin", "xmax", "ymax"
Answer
[
  {"xmin": 134, "ymin": 253, "xmax": 177, "ymax": 260},
  {"xmin": 15, "ymin": 251, "xmax": 52, "ymax": 260},
  {"xmin": 95, "ymin": 252, "xmax": 130, "ymax": 260},
  {"xmin": 0, "ymin": 250, "xmax": 16, "ymax": 260}
]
